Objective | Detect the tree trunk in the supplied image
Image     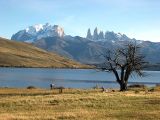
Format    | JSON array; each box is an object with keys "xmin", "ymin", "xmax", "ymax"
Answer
[{"xmin": 119, "ymin": 81, "xmax": 127, "ymax": 91}]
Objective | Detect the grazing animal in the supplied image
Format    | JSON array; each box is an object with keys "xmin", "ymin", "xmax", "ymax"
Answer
[
  {"xmin": 50, "ymin": 84, "xmax": 55, "ymax": 90},
  {"xmin": 102, "ymin": 86, "xmax": 105, "ymax": 92}
]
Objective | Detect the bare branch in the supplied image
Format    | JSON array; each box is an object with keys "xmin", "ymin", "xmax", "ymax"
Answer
[{"xmin": 100, "ymin": 43, "xmax": 147, "ymax": 91}]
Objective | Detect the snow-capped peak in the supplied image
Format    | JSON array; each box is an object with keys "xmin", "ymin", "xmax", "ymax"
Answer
[
  {"xmin": 26, "ymin": 23, "xmax": 65, "ymax": 37},
  {"xmin": 25, "ymin": 24, "xmax": 43, "ymax": 35},
  {"xmin": 11, "ymin": 23, "xmax": 65, "ymax": 42},
  {"xmin": 34, "ymin": 24, "xmax": 43, "ymax": 32},
  {"xmin": 26, "ymin": 24, "xmax": 43, "ymax": 32},
  {"xmin": 25, "ymin": 23, "xmax": 64, "ymax": 37}
]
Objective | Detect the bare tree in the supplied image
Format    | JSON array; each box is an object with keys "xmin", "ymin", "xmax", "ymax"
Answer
[{"xmin": 102, "ymin": 43, "xmax": 147, "ymax": 91}]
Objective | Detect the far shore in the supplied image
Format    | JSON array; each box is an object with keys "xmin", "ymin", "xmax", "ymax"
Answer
[
  {"xmin": 0, "ymin": 65, "xmax": 160, "ymax": 71},
  {"xmin": 1, "ymin": 66, "xmax": 160, "ymax": 71},
  {"xmin": 0, "ymin": 66, "xmax": 95, "ymax": 69}
]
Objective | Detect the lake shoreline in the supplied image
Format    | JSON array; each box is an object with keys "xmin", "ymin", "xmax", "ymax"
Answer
[{"xmin": 0, "ymin": 84, "xmax": 159, "ymax": 90}]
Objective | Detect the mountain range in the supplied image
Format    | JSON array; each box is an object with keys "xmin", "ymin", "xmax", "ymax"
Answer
[{"xmin": 11, "ymin": 23, "xmax": 160, "ymax": 65}]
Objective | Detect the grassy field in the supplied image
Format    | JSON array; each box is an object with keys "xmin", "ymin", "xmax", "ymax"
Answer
[{"xmin": 0, "ymin": 87, "xmax": 160, "ymax": 120}]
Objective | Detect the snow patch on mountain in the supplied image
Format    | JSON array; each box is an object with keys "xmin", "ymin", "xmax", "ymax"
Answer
[
  {"xmin": 26, "ymin": 24, "xmax": 43, "ymax": 33},
  {"xmin": 11, "ymin": 23, "xmax": 65, "ymax": 42}
]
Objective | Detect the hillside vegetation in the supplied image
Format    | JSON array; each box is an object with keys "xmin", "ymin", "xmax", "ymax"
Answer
[{"xmin": 0, "ymin": 37, "xmax": 91, "ymax": 68}]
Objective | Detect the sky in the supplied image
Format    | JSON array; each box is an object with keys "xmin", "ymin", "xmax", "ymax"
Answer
[{"xmin": 0, "ymin": 0, "xmax": 160, "ymax": 42}]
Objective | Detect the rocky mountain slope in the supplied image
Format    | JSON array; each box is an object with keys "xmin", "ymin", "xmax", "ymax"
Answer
[{"xmin": 0, "ymin": 37, "xmax": 90, "ymax": 68}]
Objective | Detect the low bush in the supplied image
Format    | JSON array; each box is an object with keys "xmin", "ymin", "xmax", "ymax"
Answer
[
  {"xmin": 27, "ymin": 86, "xmax": 36, "ymax": 89},
  {"xmin": 152, "ymin": 85, "xmax": 160, "ymax": 92},
  {"xmin": 128, "ymin": 84, "xmax": 146, "ymax": 88},
  {"xmin": 156, "ymin": 84, "xmax": 160, "ymax": 87},
  {"xmin": 135, "ymin": 90, "xmax": 140, "ymax": 94}
]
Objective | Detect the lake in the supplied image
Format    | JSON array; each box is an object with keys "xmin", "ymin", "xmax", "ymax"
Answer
[{"xmin": 0, "ymin": 68, "xmax": 160, "ymax": 89}]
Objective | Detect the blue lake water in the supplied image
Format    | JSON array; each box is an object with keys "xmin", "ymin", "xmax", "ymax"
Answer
[{"xmin": 0, "ymin": 68, "xmax": 160, "ymax": 89}]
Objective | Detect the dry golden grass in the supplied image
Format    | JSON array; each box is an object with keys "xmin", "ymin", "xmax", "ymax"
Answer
[
  {"xmin": 0, "ymin": 37, "xmax": 92, "ymax": 68},
  {"xmin": 0, "ymin": 87, "xmax": 159, "ymax": 120}
]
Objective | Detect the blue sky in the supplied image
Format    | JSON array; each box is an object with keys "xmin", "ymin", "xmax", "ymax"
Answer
[{"xmin": 0, "ymin": 0, "xmax": 160, "ymax": 42}]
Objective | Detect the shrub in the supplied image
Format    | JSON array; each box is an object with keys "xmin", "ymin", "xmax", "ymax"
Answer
[
  {"xmin": 135, "ymin": 90, "xmax": 140, "ymax": 94},
  {"xmin": 27, "ymin": 86, "xmax": 36, "ymax": 89},
  {"xmin": 148, "ymin": 88, "xmax": 155, "ymax": 92},
  {"xmin": 128, "ymin": 84, "xmax": 146, "ymax": 88},
  {"xmin": 149, "ymin": 86, "xmax": 160, "ymax": 92},
  {"xmin": 156, "ymin": 84, "xmax": 160, "ymax": 87}
]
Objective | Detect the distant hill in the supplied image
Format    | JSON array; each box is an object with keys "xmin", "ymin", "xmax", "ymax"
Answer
[{"xmin": 0, "ymin": 37, "xmax": 91, "ymax": 68}]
